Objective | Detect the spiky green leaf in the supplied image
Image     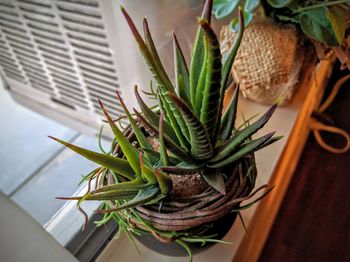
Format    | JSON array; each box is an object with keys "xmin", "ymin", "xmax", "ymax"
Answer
[
  {"xmin": 154, "ymin": 169, "xmax": 173, "ymax": 195},
  {"xmin": 116, "ymin": 91, "xmax": 157, "ymax": 165},
  {"xmin": 194, "ymin": 38, "xmax": 208, "ymax": 115},
  {"xmin": 158, "ymin": 91, "xmax": 191, "ymax": 149},
  {"xmin": 177, "ymin": 74, "xmax": 190, "ymax": 106},
  {"xmin": 211, "ymin": 104, "xmax": 277, "ymax": 162},
  {"xmin": 139, "ymin": 152, "xmax": 157, "ymax": 184},
  {"xmin": 97, "ymin": 185, "xmax": 159, "ymax": 213},
  {"xmin": 159, "ymin": 113, "xmax": 169, "ymax": 166},
  {"xmin": 134, "ymin": 109, "xmax": 194, "ymax": 162},
  {"xmin": 209, "ymin": 132, "xmax": 275, "ymax": 168},
  {"xmin": 143, "ymin": 18, "xmax": 190, "ymax": 146},
  {"xmin": 120, "ymin": 7, "xmax": 173, "ymax": 92},
  {"xmin": 141, "ymin": 148, "xmax": 181, "ymax": 165},
  {"xmin": 190, "ymin": 0, "xmax": 213, "ymax": 106},
  {"xmin": 48, "ymin": 136, "xmax": 134, "ymax": 180},
  {"xmin": 219, "ymin": 85, "xmax": 240, "ymax": 141},
  {"xmin": 143, "ymin": 18, "xmax": 174, "ymax": 91},
  {"xmin": 221, "ymin": 9, "xmax": 244, "ymax": 91},
  {"xmin": 256, "ymin": 135, "xmax": 283, "ymax": 151},
  {"xmin": 75, "ymin": 190, "xmax": 137, "ymax": 201},
  {"xmin": 99, "ymin": 100, "xmax": 141, "ymax": 177},
  {"xmin": 215, "ymin": 9, "xmax": 244, "ymax": 140},
  {"xmin": 93, "ymin": 180, "xmax": 148, "ymax": 195},
  {"xmin": 202, "ymin": 169, "xmax": 226, "ymax": 195},
  {"xmin": 168, "ymin": 93, "xmax": 213, "ymax": 159},
  {"xmin": 134, "ymin": 86, "xmax": 179, "ymax": 144},
  {"xmin": 160, "ymin": 165, "xmax": 203, "ymax": 175},
  {"xmin": 198, "ymin": 20, "xmax": 222, "ymax": 144},
  {"xmin": 173, "ymin": 32, "xmax": 190, "ymax": 104}
]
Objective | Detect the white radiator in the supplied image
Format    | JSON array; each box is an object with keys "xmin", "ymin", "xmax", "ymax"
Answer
[{"xmin": 0, "ymin": 0, "xmax": 220, "ymax": 136}]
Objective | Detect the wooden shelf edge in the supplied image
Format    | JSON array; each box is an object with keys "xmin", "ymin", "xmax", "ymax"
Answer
[{"xmin": 233, "ymin": 59, "xmax": 334, "ymax": 262}]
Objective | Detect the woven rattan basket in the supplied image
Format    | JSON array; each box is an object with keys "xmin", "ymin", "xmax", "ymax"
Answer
[{"xmin": 108, "ymin": 125, "xmax": 266, "ymax": 241}]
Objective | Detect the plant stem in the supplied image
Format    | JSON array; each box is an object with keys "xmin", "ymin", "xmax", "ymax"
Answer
[{"xmin": 293, "ymin": 0, "xmax": 350, "ymax": 13}]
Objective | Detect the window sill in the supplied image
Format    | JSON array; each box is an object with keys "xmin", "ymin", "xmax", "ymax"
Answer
[{"xmin": 45, "ymin": 58, "xmax": 334, "ymax": 261}]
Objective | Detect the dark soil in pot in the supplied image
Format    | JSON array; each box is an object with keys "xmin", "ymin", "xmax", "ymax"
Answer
[{"xmin": 135, "ymin": 211, "xmax": 237, "ymax": 257}]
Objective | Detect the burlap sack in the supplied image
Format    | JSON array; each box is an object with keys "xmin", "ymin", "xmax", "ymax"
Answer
[{"xmin": 221, "ymin": 18, "xmax": 304, "ymax": 105}]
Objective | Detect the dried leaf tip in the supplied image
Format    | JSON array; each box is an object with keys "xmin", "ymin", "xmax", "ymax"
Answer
[
  {"xmin": 47, "ymin": 135, "xmax": 57, "ymax": 141},
  {"xmin": 97, "ymin": 98, "xmax": 104, "ymax": 109},
  {"xmin": 115, "ymin": 90, "xmax": 124, "ymax": 105}
]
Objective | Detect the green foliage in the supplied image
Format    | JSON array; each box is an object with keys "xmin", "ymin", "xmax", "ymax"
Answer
[
  {"xmin": 219, "ymin": 85, "xmax": 240, "ymax": 141},
  {"xmin": 190, "ymin": 0, "xmax": 213, "ymax": 107},
  {"xmin": 230, "ymin": 8, "xmax": 253, "ymax": 31},
  {"xmin": 117, "ymin": 2, "xmax": 279, "ymax": 194},
  {"xmin": 51, "ymin": 1, "xmax": 280, "ymax": 253},
  {"xmin": 213, "ymin": 0, "xmax": 349, "ymax": 46},
  {"xmin": 48, "ymin": 136, "xmax": 135, "ymax": 180},
  {"xmin": 272, "ymin": 0, "xmax": 348, "ymax": 46},
  {"xmin": 213, "ymin": 0, "xmax": 240, "ymax": 19},
  {"xmin": 300, "ymin": 8, "xmax": 338, "ymax": 46},
  {"xmin": 325, "ymin": 6, "xmax": 346, "ymax": 45},
  {"xmin": 244, "ymin": 0, "xmax": 260, "ymax": 12},
  {"xmin": 212, "ymin": 0, "xmax": 256, "ymax": 31},
  {"xmin": 266, "ymin": 0, "xmax": 293, "ymax": 8},
  {"xmin": 52, "ymin": 0, "xmax": 279, "ymax": 206},
  {"xmin": 173, "ymin": 33, "xmax": 191, "ymax": 104}
]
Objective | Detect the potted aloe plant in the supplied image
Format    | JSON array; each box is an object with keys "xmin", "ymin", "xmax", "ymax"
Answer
[{"xmin": 50, "ymin": 0, "xmax": 280, "ymax": 260}]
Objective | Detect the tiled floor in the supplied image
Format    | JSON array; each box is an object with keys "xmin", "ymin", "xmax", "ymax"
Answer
[{"xmin": 0, "ymin": 84, "xmax": 109, "ymax": 225}]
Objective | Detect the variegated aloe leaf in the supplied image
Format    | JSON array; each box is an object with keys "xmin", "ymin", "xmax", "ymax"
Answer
[
  {"xmin": 97, "ymin": 184, "xmax": 159, "ymax": 213},
  {"xmin": 215, "ymin": 9, "xmax": 244, "ymax": 140},
  {"xmin": 134, "ymin": 85, "xmax": 179, "ymax": 144},
  {"xmin": 93, "ymin": 180, "xmax": 149, "ymax": 194},
  {"xmin": 48, "ymin": 136, "xmax": 134, "ymax": 180},
  {"xmin": 154, "ymin": 168, "xmax": 173, "ymax": 195},
  {"xmin": 190, "ymin": 0, "xmax": 213, "ymax": 106},
  {"xmin": 143, "ymin": 24, "xmax": 192, "ymax": 151},
  {"xmin": 219, "ymin": 85, "xmax": 240, "ymax": 141},
  {"xmin": 202, "ymin": 169, "xmax": 226, "ymax": 195},
  {"xmin": 194, "ymin": 38, "xmax": 208, "ymax": 116},
  {"xmin": 122, "ymin": 8, "xmax": 190, "ymax": 148},
  {"xmin": 160, "ymin": 165, "xmax": 203, "ymax": 175},
  {"xmin": 156, "ymin": 88, "xmax": 190, "ymax": 150},
  {"xmin": 116, "ymin": 91, "xmax": 157, "ymax": 165},
  {"xmin": 168, "ymin": 92, "xmax": 213, "ymax": 159},
  {"xmin": 198, "ymin": 19, "xmax": 222, "ymax": 144},
  {"xmin": 74, "ymin": 190, "xmax": 138, "ymax": 201},
  {"xmin": 173, "ymin": 32, "xmax": 190, "ymax": 104},
  {"xmin": 158, "ymin": 91, "xmax": 190, "ymax": 149},
  {"xmin": 159, "ymin": 113, "xmax": 169, "ymax": 166},
  {"xmin": 141, "ymin": 148, "xmax": 181, "ymax": 165},
  {"xmin": 134, "ymin": 109, "xmax": 194, "ymax": 163},
  {"xmin": 99, "ymin": 99, "xmax": 141, "ymax": 177},
  {"xmin": 256, "ymin": 135, "xmax": 283, "ymax": 151},
  {"xmin": 220, "ymin": 9, "xmax": 243, "ymax": 93},
  {"xmin": 211, "ymin": 104, "xmax": 277, "ymax": 162},
  {"xmin": 139, "ymin": 152, "xmax": 157, "ymax": 184},
  {"xmin": 120, "ymin": 7, "xmax": 173, "ymax": 93},
  {"xmin": 86, "ymin": 181, "xmax": 151, "ymax": 200},
  {"xmin": 209, "ymin": 132, "xmax": 275, "ymax": 168},
  {"xmin": 143, "ymin": 18, "xmax": 173, "ymax": 92}
]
